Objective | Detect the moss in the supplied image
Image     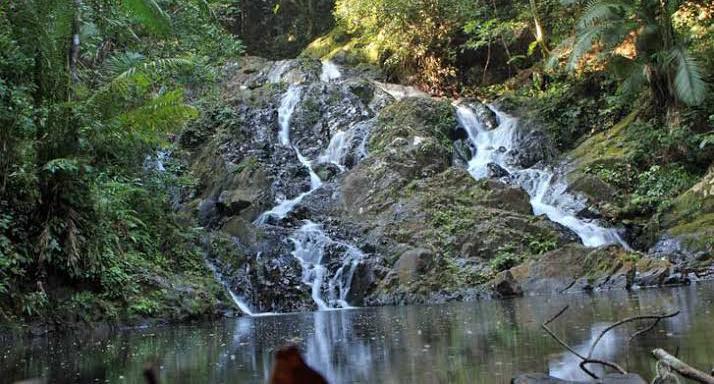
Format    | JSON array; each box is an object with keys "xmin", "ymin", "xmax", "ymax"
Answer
[{"xmin": 570, "ymin": 109, "xmax": 639, "ymax": 166}]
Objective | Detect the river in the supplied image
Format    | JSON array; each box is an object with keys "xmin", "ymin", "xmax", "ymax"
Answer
[{"xmin": 2, "ymin": 283, "xmax": 713, "ymax": 383}]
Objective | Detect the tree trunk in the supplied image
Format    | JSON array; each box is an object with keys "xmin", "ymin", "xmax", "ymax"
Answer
[
  {"xmin": 529, "ymin": 0, "xmax": 549, "ymax": 55},
  {"xmin": 69, "ymin": 0, "xmax": 82, "ymax": 84}
]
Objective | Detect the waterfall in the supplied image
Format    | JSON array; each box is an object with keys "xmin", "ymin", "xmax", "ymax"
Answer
[
  {"xmin": 319, "ymin": 119, "xmax": 376, "ymax": 169},
  {"xmin": 319, "ymin": 130, "xmax": 349, "ymax": 170},
  {"xmin": 278, "ymin": 86, "xmax": 302, "ymax": 146},
  {"xmin": 205, "ymin": 259, "xmax": 275, "ymax": 317},
  {"xmin": 267, "ymin": 60, "xmax": 291, "ymax": 84},
  {"xmin": 290, "ymin": 221, "xmax": 365, "ymax": 310},
  {"xmin": 296, "ymin": 150, "xmax": 323, "ymax": 190},
  {"xmin": 455, "ymin": 104, "xmax": 629, "ymax": 248},
  {"xmin": 320, "ymin": 60, "xmax": 342, "ymax": 82}
]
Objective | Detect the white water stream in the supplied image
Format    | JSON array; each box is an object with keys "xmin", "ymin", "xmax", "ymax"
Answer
[
  {"xmin": 455, "ymin": 104, "xmax": 628, "ymax": 248},
  {"xmin": 320, "ymin": 60, "xmax": 342, "ymax": 82},
  {"xmin": 206, "ymin": 259, "xmax": 275, "ymax": 317},
  {"xmin": 291, "ymin": 221, "xmax": 365, "ymax": 310}
]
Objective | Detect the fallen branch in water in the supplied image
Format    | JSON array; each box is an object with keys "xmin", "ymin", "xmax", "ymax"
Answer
[
  {"xmin": 541, "ymin": 305, "xmax": 626, "ymax": 379},
  {"xmin": 542, "ymin": 305, "xmax": 680, "ymax": 380},
  {"xmin": 652, "ymin": 348, "xmax": 714, "ymax": 384},
  {"xmin": 587, "ymin": 310, "xmax": 681, "ymax": 358}
]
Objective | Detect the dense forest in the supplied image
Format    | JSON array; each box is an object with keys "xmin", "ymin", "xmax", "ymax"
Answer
[{"xmin": 1, "ymin": 0, "xmax": 712, "ymax": 330}]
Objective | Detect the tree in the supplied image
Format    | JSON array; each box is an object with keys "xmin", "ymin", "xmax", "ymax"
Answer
[{"xmin": 557, "ymin": 0, "xmax": 708, "ymax": 108}]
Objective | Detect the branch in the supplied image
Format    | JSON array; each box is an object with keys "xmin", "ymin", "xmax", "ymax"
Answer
[
  {"xmin": 653, "ymin": 348, "xmax": 714, "ymax": 384},
  {"xmin": 587, "ymin": 311, "xmax": 680, "ymax": 358},
  {"xmin": 541, "ymin": 306, "xmax": 587, "ymax": 361},
  {"xmin": 541, "ymin": 306, "xmax": 626, "ymax": 379}
]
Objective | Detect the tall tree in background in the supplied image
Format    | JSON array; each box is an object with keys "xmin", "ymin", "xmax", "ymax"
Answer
[{"xmin": 560, "ymin": 0, "xmax": 707, "ymax": 109}]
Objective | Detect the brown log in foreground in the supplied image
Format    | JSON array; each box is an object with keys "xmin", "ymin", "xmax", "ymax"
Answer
[{"xmin": 652, "ymin": 348, "xmax": 714, "ymax": 384}]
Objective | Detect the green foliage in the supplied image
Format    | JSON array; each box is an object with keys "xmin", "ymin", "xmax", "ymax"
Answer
[
  {"xmin": 123, "ymin": 0, "xmax": 172, "ymax": 36},
  {"xmin": 334, "ymin": 0, "xmax": 471, "ymax": 90},
  {"xmin": 628, "ymin": 164, "xmax": 698, "ymax": 213},
  {"xmin": 490, "ymin": 247, "xmax": 522, "ymax": 272},
  {"xmin": 558, "ymin": 0, "xmax": 709, "ymax": 107},
  {"xmin": 0, "ymin": 0, "xmax": 241, "ymax": 323},
  {"xmin": 526, "ymin": 234, "xmax": 558, "ymax": 255}
]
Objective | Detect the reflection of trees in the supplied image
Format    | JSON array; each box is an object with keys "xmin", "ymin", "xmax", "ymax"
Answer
[{"xmin": 3, "ymin": 285, "xmax": 714, "ymax": 383}]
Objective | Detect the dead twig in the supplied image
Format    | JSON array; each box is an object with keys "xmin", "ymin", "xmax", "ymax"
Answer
[{"xmin": 579, "ymin": 359, "xmax": 627, "ymax": 378}]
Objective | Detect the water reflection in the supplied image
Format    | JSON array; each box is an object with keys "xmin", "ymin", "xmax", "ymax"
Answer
[{"xmin": 2, "ymin": 284, "xmax": 713, "ymax": 383}]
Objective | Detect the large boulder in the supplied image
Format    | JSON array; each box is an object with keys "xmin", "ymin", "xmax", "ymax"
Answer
[
  {"xmin": 395, "ymin": 248, "xmax": 435, "ymax": 285},
  {"xmin": 491, "ymin": 270, "xmax": 523, "ymax": 297}
]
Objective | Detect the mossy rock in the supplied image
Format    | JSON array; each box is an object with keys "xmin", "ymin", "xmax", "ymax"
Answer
[
  {"xmin": 650, "ymin": 167, "xmax": 714, "ymax": 258},
  {"xmin": 369, "ymin": 97, "xmax": 456, "ymax": 155}
]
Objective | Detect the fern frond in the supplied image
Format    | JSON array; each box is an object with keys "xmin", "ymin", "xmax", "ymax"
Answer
[
  {"xmin": 577, "ymin": 0, "xmax": 630, "ymax": 28},
  {"xmin": 119, "ymin": 90, "xmax": 199, "ymax": 137},
  {"xmin": 115, "ymin": 58, "xmax": 195, "ymax": 81},
  {"xmin": 668, "ymin": 46, "xmax": 708, "ymax": 106},
  {"xmin": 567, "ymin": 29, "xmax": 598, "ymax": 70}
]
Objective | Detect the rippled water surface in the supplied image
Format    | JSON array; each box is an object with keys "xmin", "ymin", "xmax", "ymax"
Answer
[{"xmin": 3, "ymin": 283, "xmax": 713, "ymax": 383}]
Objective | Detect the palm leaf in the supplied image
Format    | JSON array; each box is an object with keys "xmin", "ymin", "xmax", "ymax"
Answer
[
  {"xmin": 122, "ymin": 0, "xmax": 171, "ymax": 35},
  {"xmin": 669, "ymin": 46, "xmax": 707, "ymax": 106},
  {"xmin": 567, "ymin": 29, "xmax": 598, "ymax": 70},
  {"xmin": 577, "ymin": 0, "xmax": 629, "ymax": 28},
  {"xmin": 609, "ymin": 56, "xmax": 647, "ymax": 95}
]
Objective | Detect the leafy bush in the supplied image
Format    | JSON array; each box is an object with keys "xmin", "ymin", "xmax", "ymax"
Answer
[{"xmin": 490, "ymin": 248, "xmax": 522, "ymax": 272}]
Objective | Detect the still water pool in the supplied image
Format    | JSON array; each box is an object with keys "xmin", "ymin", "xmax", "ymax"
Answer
[{"xmin": 3, "ymin": 283, "xmax": 713, "ymax": 383}]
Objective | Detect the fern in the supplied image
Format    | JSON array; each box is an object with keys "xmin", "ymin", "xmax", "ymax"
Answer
[
  {"xmin": 119, "ymin": 89, "xmax": 199, "ymax": 138},
  {"xmin": 567, "ymin": 29, "xmax": 598, "ymax": 70},
  {"xmin": 669, "ymin": 46, "xmax": 708, "ymax": 106},
  {"xmin": 577, "ymin": 0, "xmax": 629, "ymax": 28}
]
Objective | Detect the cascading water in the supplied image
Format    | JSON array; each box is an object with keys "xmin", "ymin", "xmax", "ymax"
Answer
[
  {"xmin": 455, "ymin": 104, "xmax": 629, "ymax": 248},
  {"xmin": 290, "ymin": 221, "xmax": 365, "ymax": 310},
  {"xmin": 205, "ymin": 259, "xmax": 275, "ymax": 317},
  {"xmin": 320, "ymin": 60, "xmax": 342, "ymax": 82},
  {"xmin": 255, "ymin": 84, "xmax": 322, "ymax": 224},
  {"xmin": 278, "ymin": 85, "xmax": 303, "ymax": 146}
]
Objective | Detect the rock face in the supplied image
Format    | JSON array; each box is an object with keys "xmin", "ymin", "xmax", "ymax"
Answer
[{"xmin": 178, "ymin": 56, "xmax": 706, "ymax": 315}]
